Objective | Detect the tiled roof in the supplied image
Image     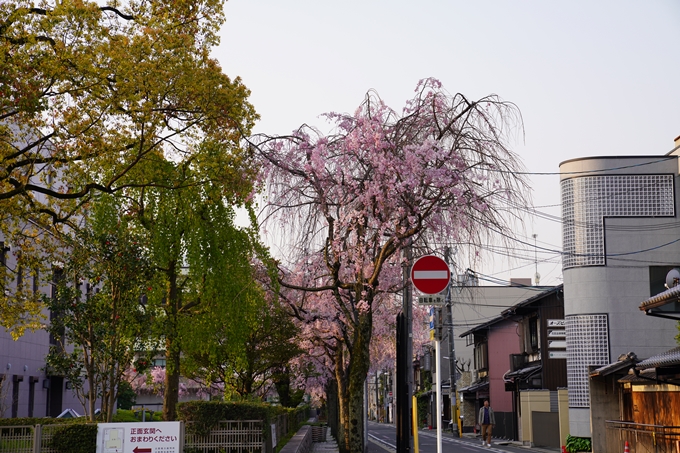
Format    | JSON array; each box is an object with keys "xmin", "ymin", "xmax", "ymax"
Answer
[
  {"xmin": 458, "ymin": 380, "xmax": 489, "ymax": 393},
  {"xmin": 590, "ymin": 352, "xmax": 638, "ymax": 377},
  {"xmin": 635, "ymin": 346, "xmax": 680, "ymax": 370},
  {"xmin": 505, "ymin": 365, "xmax": 542, "ymax": 380},
  {"xmin": 459, "ymin": 285, "xmax": 563, "ymax": 338},
  {"xmin": 617, "ymin": 368, "xmax": 657, "ymax": 383},
  {"xmin": 639, "ymin": 285, "xmax": 680, "ymax": 311}
]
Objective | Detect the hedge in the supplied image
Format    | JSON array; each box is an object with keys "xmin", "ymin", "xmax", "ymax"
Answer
[
  {"xmin": 176, "ymin": 400, "xmax": 309, "ymax": 438},
  {"xmin": 49, "ymin": 424, "xmax": 98, "ymax": 453}
]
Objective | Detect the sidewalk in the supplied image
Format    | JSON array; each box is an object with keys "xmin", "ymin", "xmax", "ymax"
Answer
[
  {"xmin": 312, "ymin": 425, "xmax": 562, "ymax": 453},
  {"xmin": 312, "ymin": 427, "xmax": 340, "ymax": 453},
  {"xmin": 433, "ymin": 429, "xmax": 562, "ymax": 453}
]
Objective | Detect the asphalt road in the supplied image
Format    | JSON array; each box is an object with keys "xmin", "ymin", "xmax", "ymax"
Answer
[{"xmin": 367, "ymin": 421, "xmax": 560, "ymax": 453}]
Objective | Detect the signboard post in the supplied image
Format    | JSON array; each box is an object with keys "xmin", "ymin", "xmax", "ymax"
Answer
[
  {"xmin": 410, "ymin": 255, "xmax": 450, "ymax": 295},
  {"xmin": 96, "ymin": 421, "xmax": 181, "ymax": 453}
]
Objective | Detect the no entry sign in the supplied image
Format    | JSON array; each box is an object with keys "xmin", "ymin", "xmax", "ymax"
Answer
[{"xmin": 411, "ymin": 255, "xmax": 450, "ymax": 295}]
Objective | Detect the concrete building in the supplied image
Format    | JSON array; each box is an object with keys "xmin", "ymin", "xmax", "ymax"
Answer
[
  {"xmin": 559, "ymin": 135, "xmax": 680, "ymax": 437},
  {"xmin": 0, "ymin": 243, "xmax": 84, "ymax": 418}
]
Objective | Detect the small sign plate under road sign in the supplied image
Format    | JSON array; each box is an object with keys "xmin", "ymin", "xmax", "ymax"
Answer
[{"xmin": 417, "ymin": 294, "xmax": 445, "ymax": 305}]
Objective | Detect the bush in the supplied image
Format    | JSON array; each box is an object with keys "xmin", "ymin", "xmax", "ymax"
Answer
[
  {"xmin": 566, "ymin": 434, "xmax": 592, "ymax": 452},
  {"xmin": 117, "ymin": 381, "xmax": 137, "ymax": 410},
  {"xmin": 177, "ymin": 400, "xmax": 309, "ymax": 438},
  {"xmin": 49, "ymin": 424, "xmax": 97, "ymax": 453},
  {"xmin": 0, "ymin": 417, "xmax": 86, "ymax": 427},
  {"xmin": 177, "ymin": 400, "xmax": 276, "ymax": 437}
]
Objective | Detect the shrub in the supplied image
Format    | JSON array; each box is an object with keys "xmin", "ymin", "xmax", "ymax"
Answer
[
  {"xmin": 49, "ymin": 424, "xmax": 97, "ymax": 453},
  {"xmin": 566, "ymin": 434, "xmax": 592, "ymax": 452},
  {"xmin": 177, "ymin": 400, "xmax": 309, "ymax": 438}
]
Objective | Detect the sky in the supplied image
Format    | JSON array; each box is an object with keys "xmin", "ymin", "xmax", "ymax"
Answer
[{"xmin": 215, "ymin": 0, "xmax": 680, "ymax": 287}]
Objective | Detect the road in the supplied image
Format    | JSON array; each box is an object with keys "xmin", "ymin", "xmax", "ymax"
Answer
[{"xmin": 367, "ymin": 421, "xmax": 560, "ymax": 453}]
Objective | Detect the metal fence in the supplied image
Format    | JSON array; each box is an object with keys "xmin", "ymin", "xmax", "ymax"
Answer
[
  {"xmin": 0, "ymin": 424, "xmax": 77, "ymax": 453},
  {"xmin": 185, "ymin": 420, "xmax": 265, "ymax": 453},
  {"xmin": 606, "ymin": 421, "xmax": 680, "ymax": 453},
  {"xmin": 0, "ymin": 411, "xmax": 309, "ymax": 453},
  {"xmin": 0, "ymin": 425, "xmax": 35, "ymax": 453}
]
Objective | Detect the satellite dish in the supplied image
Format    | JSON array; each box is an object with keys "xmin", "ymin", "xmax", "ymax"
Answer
[{"xmin": 665, "ymin": 268, "xmax": 680, "ymax": 289}]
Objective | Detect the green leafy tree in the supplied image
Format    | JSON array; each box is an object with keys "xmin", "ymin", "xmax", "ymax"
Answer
[
  {"xmin": 0, "ymin": 0, "xmax": 257, "ymax": 334},
  {"xmin": 45, "ymin": 196, "xmax": 155, "ymax": 421},
  {"xmin": 183, "ymin": 294, "xmax": 304, "ymax": 400},
  {"xmin": 130, "ymin": 148, "xmax": 262, "ymax": 420},
  {"xmin": 116, "ymin": 380, "xmax": 137, "ymax": 411}
]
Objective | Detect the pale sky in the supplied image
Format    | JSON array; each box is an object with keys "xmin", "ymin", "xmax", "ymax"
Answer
[{"xmin": 216, "ymin": 1, "xmax": 680, "ymax": 286}]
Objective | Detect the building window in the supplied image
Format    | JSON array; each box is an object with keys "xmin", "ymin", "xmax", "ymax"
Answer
[
  {"xmin": 49, "ymin": 267, "xmax": 65, "ymax": 346},
  {"xmin": 474, "ymin": 342, "xmax": 488, "ymax": 371},
  {"xmin": 529, "ymin": 317, "xmax": 539, "ymax": 351},
  {"xmin": 566, "ymin": 314, "xmax": 610, "ymax": 407},
  {"xmin": 152, "ymin": 358, "xmax": 166, "ymax": 368},
  {"xmin": 33, "ymin": 270, "xmax": 39, "ymax": 294},
  {"xmin": 561, "ymin": 174, "xmax": 674, "ymax": 269}
]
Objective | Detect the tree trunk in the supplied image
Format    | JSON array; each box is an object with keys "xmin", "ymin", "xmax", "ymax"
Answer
[
  {"xmin": 106, "ymin": 365, "xmax": 117, "ymax": 422},
  {"xmin": 337, "ymin": 312, "xmax": 372, "ymax": 453},
  {"xmin": 163, "ymin": 345, "xmax": 180, "ymax": 420},
  {"xmin": 334, "ymin": 348, "xmax": 350, "ymax": 453},
  {"xmin": 87, "ymin": 365, "xmax": 97, "ymax": 422},
  {"xmin": 163, "ymin": 268, "xmax": 180, "ymax": 421}
]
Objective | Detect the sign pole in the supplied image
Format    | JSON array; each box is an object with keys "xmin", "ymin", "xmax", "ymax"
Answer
[{"xmin": 444, "ymin": 247, "xmax": 459, "ymax": 437}]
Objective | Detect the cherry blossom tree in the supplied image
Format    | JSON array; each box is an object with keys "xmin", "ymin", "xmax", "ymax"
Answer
[{"xmin": 254, "ymin": 78, "xmax": 529, "ymax": 453}]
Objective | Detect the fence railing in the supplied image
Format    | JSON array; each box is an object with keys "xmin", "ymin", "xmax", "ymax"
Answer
[
  {"xmin": 0, "ymin": 408, "xmax": 310, "ymax": 453},
  {"xmin": 185, "ymin": 420, "xmax": 265, "ymax": 453},
  {"xmin": 605, "ymin": 420, "xmax": 680, "ymax": 453},
  {"xmin": 0, "ymin": 424, "xmax": 79, "ymax": 453},
  {"xmin": 0, "ymin": 425, "xmax": 35, "ymax": 453}
]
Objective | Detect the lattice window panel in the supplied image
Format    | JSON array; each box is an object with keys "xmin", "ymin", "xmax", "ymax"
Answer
[
  {"xmin": 566, "ymin": 314, "xmax": 610, "ymax": 408},
  {"xmin": 561, "ymin": 174, "xmax": 674, "ymax": 269}
]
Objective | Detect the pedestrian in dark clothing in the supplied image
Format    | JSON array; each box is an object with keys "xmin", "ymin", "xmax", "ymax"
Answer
[{"xmin": 477, "ymin": 400, "xmax": 495, "ymax": 447}]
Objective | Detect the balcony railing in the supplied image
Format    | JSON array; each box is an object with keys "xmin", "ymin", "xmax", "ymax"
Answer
[{"xmin": 605, "ymin": 420, "xmax": 680, "ymax": 453}]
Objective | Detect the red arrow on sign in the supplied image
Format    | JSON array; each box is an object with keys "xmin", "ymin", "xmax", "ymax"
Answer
[
  {"xmin": 133, "ymin": 447, "xmax": 152, "ymax": 453},
  {"xmin": 411, "ymin": 255, "xmax": 450, "ymax": 295}
]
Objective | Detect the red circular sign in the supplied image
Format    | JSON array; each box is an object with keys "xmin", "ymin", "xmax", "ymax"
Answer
[{"xmin": 411, "ymin": 255, "xmax": 450, "ymax": 295}]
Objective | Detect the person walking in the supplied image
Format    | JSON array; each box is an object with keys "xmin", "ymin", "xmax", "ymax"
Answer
[{"xmin": 478, "ymin": 400, "xmax": 495, "ymax": 447}]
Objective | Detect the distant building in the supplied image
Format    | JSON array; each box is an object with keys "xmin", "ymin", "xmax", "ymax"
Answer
[{"xmin": 429, "ymin": 280, "xmax": 553, "ymax": 432}]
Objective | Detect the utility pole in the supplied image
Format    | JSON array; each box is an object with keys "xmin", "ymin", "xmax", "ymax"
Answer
[
  {"xmin": 444, "ymin": 247, "xmax": 458, "ymax": 437},
  {"xmin": 397, "ymin": 243, "xmax": 413, "ymax": 453}
]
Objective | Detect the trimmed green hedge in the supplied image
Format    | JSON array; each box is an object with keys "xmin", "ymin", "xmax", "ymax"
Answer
[
  {"xmin": 177, "ymin": 400, "xmax": 276, "ymax": 437},
  {"xmin": 50, "ymin": 424, "xmax": 98, "ymax": 453},
  {"xmin": 0, "ymin": 416, "xmax": 86, "ymax": 426},
  {"xmin": 177, "ymin": 401, "xmax": 309, "ymax": 438}
]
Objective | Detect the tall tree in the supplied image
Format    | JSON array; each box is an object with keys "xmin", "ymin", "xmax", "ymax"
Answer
[
  {"xmin": 45, "ymin": 195, "xmax": 155, "ymax": 421},
  {"xmin": 131, "ymin": 146, "xmax": 261, "ymax": 420},
  {"xmin": 0, "ymin": 0, "xmax": 256, "ymax": 333},
  {"xmin": 255, "ymin": 78, "xmax": 529, "ymax": 453}
]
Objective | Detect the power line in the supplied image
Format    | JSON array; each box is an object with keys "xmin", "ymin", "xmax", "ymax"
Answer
[{"xmin": 481, "ymin": 157, "xmax": 675, "ymax": 176}]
